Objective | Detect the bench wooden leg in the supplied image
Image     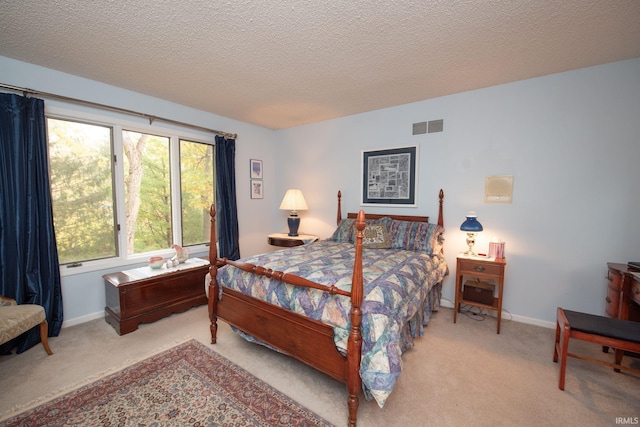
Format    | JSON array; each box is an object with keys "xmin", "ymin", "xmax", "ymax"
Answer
[
  {"xmin": 614, "ymin": 349, "xmax": 624, "ymax": 372},
  {"xmin": 554, "ymin": 307, "xmax": 571, "ymax": 390},
  {"xmin": 553, "ymin": 314, "xmax": 561, "ymax": 363},
  {"xmin": 39, "ymin": 320, "xmax": 53, "ymax": 355}
]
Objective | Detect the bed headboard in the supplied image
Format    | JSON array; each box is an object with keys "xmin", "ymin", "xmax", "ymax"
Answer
[
  {"xmin": 346, "ymin": 212, "xmax": 429, "ymax": 222},
  {"xmin": 337, "ymin": 189, "xmax": 444, "ymax": 227}
]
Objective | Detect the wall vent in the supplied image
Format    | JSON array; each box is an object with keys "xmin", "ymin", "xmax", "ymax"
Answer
[
  {"xmin": 428, "ymin": 119, "xmax": 444, "ymax": 133},
  {"xmin": 412, "ymin": 121, "xmax": 427, "ymax": 135}
]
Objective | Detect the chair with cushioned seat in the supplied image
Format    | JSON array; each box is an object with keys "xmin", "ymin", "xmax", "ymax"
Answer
[{"xmin": 0, "ymin": 295, "xmax": 53, "ymax": 355}]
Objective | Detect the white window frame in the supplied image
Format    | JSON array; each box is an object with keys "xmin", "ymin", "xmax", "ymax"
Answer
[{"xmin": 45, "ymin": 101, "xmax": 215, "ymax": 277}]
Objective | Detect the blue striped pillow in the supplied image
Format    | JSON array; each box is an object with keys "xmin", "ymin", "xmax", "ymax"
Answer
[
  {"xmin": 388, "ymin": 220, "xmax": 444, "ymax": 254},
  {"xmin": 330, "ymin": 219, "xmax": 355, "ymax": 242}
]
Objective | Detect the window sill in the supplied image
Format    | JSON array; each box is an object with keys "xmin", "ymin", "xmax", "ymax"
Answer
[{"xmin": 59, "ymin": 244, "xmax": 212, "ymax": 277}]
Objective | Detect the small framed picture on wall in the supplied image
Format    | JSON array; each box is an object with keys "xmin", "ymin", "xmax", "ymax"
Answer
[
  {"xmin": 251, "ymin": 180, "xmax": 263, "ymax": 199},
  {"xmin": 250, "ymin": 159, "xmax": 263, "ymax": 179}
]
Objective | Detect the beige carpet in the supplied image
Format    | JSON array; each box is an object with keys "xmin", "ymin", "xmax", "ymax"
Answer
[{"xmin": 1, "ymin": 306, "xmax": 638, "ymax": 426}]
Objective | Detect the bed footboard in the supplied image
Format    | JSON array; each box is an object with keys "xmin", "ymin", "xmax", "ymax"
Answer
[
  {"xmin": 208, "ymin": 204, "xmax": 365, "ymax": 427},
  {"xmin": 219, "ymin": 286, "xmax": 347, "ymax": 381}
]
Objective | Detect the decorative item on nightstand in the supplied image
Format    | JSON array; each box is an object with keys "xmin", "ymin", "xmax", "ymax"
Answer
[
  {"xmin": 279, "ymin": 189, "xmax": 309, "ymax": 237},
  {"xmin": 489, "ymin": 239, "xmax": 505, "ymax": 259},
  {"xmin": 460, "ymin": 211, "xmax": 483, "ymax": 256}
]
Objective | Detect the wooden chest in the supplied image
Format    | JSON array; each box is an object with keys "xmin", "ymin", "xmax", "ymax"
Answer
[{"xmin": 103, "ymin": 261, "xmax": 209, "ymax": 335}]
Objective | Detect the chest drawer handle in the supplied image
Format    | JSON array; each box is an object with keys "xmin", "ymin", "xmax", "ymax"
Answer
[
  {"xmin": 605, "ymin": 296, "xmax": 612, "ymax": 303},
  {"xmin": 474, "ymin": 265, "xmax": 485, "ymax": 272}
]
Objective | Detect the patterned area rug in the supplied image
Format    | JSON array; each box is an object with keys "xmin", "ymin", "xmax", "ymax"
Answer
[{"xmin": 0, "ymin": 339, "xmax": 334, "ymax": 426}]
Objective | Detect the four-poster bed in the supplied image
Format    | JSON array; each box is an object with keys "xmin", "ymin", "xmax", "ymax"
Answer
[{"xmin": 207, "ymin": 190, "xmax": 446, "ymax": 427}]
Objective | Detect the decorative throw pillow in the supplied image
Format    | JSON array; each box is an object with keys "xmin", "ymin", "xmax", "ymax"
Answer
[
  {"xmin": 360, "ymin": 224, "xmax": 391, "ymax": 249},
  {"xmin": 388, "ymin": 219, "xmax": 444, "ymax": 254},
  {"xmin": 348, "ymin": 217, "xmax": 392, "ymax": 243},
  {"xmin": 331, "ymin": 218, "xmax": 355, "ymax": 242}
]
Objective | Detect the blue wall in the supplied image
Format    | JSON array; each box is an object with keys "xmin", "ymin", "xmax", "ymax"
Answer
[{"xmin": 2, "ymin": 55, "xmax": 639, "ymax": 327}]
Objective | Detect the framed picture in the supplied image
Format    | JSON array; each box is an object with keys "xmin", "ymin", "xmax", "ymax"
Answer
[
  {"xmin": 361, "ymin": 146, "xmax": 418, "ymax": 206},
  {"xmin": 250, "ymin": 159, "xmax": 263, "ymax": 179},
  {"xmin": 250, "ymin": 179, "xmax": 263, "ymax": 199}
]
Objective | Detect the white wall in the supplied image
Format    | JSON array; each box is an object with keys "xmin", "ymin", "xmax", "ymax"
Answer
[
  {"xmin": 3, "ymin": 56, "xmax": 639, "ymax": 328},
  {"xmin": 1, "ymin": 56, "xmax": 280, "ymax": 326},
  {"xmin": 273, "ymin": 58, "xmax": 640, "ymax": 326}
]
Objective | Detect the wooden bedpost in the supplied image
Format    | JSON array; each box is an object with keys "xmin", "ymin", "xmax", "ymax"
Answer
[
  {"xmin": 346, "ymin": 210, "xmax": 365, "ymax": 427},
  {"xmin": 208, "ymin": 204, "xmax": 219, "ymax": 344},
  {"xmin": 437, "ymin": 189, "xmax": 444, "ymax": 227},
  {"xmin": 337, "ymin": 190, "xmax": 342, "ymax": 225}
]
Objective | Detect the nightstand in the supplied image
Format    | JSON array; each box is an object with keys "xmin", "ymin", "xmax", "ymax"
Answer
[
  {"xmin": 267, "ymin": 233, "xmax": 318, "ymax": 248},
  {"xmin": 454, "ymin": 255, "xmax": 507, "ymax": 334}
]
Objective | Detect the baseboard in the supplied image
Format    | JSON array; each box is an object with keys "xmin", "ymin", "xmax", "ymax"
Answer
[
  {"xmin": 63, "ymin": 303, "xmax": 556, "ymax": 331},
  {"xmin": 439, "ymin": 299, "xmax": 555, "ymax": 329},
  {"xmin": 509, "ymin": 313, "xmax": 555, "ymax": 329},
  {"xmin": 61, "ymin": 311, "xmax": 104, "ymax": 328}
]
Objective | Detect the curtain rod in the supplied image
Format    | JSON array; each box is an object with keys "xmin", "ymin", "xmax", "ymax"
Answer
[{"xmin": 0, "ymin": 83, "xmax": 237, "ymax": 139}]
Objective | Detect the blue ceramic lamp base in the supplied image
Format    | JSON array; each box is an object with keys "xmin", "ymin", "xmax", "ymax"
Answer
[{"xmin": 287, "ymin": 215, "xmax": 300, "ymax": 236}]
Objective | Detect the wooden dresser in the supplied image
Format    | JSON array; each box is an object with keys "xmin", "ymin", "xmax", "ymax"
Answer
[{"xmin": 605, "ymin": 263, "xmax": 640, "ymax": 323}]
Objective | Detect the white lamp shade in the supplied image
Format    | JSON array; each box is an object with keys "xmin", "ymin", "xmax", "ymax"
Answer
[{"xmin": 279, "ymin": 189, "xmax": 308, "ymax": 211}]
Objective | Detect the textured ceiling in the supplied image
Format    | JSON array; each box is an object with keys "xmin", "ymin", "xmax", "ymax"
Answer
[{"xmin": 1, "ymin": 1, "xmax": 639, "ymax": 130}]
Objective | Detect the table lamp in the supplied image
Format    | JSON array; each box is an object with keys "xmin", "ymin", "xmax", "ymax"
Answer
[
  {"xmin": 460, "ymin": 211, "xmax": 483, "ymax": 256},
  {"xmin": 279, "ymin": 189, "xmax": 308, "ymax": 236}
]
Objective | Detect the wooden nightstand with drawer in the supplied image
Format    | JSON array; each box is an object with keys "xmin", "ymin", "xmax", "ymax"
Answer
[{"xmin": 454, "ymin": 256, "xmax": 507, "ymax": 334}]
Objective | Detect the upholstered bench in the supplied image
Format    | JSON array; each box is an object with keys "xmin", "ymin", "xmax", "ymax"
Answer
[
  {"xmin": 553, "ymin": 307, "xmax": 640, "ymax": 390},
  {"xmin": 0, "ymin": 296, "xmax": 53, "ymax": 355}
]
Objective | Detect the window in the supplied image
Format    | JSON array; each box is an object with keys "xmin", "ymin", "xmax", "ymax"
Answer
[
  {"xmin": 46, "ymin": 113, "xmax": 215, "ymax": 274},
  {"xmin": 47, "ymin": 118, "xmax": 117, "ymax": 264},
  {"xmin": 179, "ymin": 139, "xmax": 215, "ymax": 246},
  {"xmin": 122, "ymin": 130, "xmax": 172, "ymax": 254}
]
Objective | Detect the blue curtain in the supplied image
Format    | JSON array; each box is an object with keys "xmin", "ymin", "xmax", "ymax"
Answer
[
  {"xmin": 215, "ymin": 135, "xmax": 240, "ymax": 260},
  {"xmin": 0, "ymin": 93, "xmax": 63, "ymax": 354}
]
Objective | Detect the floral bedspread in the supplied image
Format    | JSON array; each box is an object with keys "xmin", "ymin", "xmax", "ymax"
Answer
[{"xmin": 216, "ymin": 240, "xmax": 448, "ymax": 407}]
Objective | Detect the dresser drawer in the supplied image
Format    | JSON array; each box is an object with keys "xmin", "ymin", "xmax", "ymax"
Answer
[
  {"xmin": 631, "ymin": 276, "xmax": 640, "ymax": 306},
  {"xmin": 605, "ymin": 284, "xmax": 621, "ymax": 318},
  {"xmin": 458, "ymin": 259, "xmax": 503, "ymax": 276},
  {"xmin": 607, "ymin": 268, "xmax": 624, "ymax": 291}
]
